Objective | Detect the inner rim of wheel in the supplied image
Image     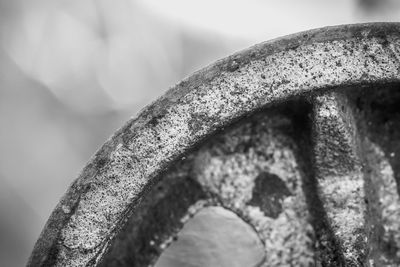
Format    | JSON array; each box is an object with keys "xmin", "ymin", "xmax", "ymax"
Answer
[
  {"xmin": 28, "ymin": 23, "xmax": 400, "ymax": 266},
  {"xmin": 102, "ymin": 83, "xmax": 400, "ymax": 266}
]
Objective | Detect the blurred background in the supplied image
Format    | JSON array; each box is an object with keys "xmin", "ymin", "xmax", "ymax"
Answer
[{"xmin": 0, "ymin": 0, "xmax": 399, "ymax": 266}]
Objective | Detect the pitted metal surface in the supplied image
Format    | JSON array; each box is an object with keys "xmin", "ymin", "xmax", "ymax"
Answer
[{"xmin": 28, "ymin": 23, "xmax": 400, "ymax": 266}]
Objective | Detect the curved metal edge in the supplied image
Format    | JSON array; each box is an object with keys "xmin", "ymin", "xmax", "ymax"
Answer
[{"xmin": 28, "ymin": 22, "xmax": 400, "ymax": 266}]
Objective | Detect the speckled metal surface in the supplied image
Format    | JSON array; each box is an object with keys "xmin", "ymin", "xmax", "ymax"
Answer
[
  {"xmin": 313, "ymin": 92, "xmax": 367, "ymax": 264},
  {"xmin": 28, "ymin": 23, "xmax": 400, "ymax": 266},
  {"xmin": 192, "ymin": 111, "xmax": 314, "ymax": 266}
]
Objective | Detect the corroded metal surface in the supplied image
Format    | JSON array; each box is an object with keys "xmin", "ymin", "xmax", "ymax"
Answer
[
  {"xmin": 28, "ymin": 23, "xmax": 400, "ymax": 266},
  {"xmin": 191, "ymin": 111, "xmax": 314, "ymax": 266},
  {"xmin": 313, "ymin": 92, "xmax": 367, "ymax": 264}
]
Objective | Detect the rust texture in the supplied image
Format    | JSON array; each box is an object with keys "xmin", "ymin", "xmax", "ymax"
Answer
[
  {"xmin": 313, "ymin": 92, "xmax": 367, "ymax": 264},
  {"xmin": 28, "ymin": 23, "xmax": 400, "ymax": 266},
  {"xmin": 102, "ymin": 104, "xmax": 315, "ymax": 266}
]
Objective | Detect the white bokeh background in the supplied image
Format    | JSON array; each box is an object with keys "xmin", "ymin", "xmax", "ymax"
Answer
[{"xmin": 0, "ymin": 0, "xmax": 399, "ymax": 266}]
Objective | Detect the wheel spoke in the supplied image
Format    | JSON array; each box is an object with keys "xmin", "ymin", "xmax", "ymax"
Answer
[{"xmin": 312, "ymin": 92, "xmax": 367, "ymax": 265}]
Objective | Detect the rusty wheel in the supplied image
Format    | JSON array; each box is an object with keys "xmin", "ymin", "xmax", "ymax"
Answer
[{"xmin": 29, "ymin": 23, "xmax": 400, "ymax": 266}]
